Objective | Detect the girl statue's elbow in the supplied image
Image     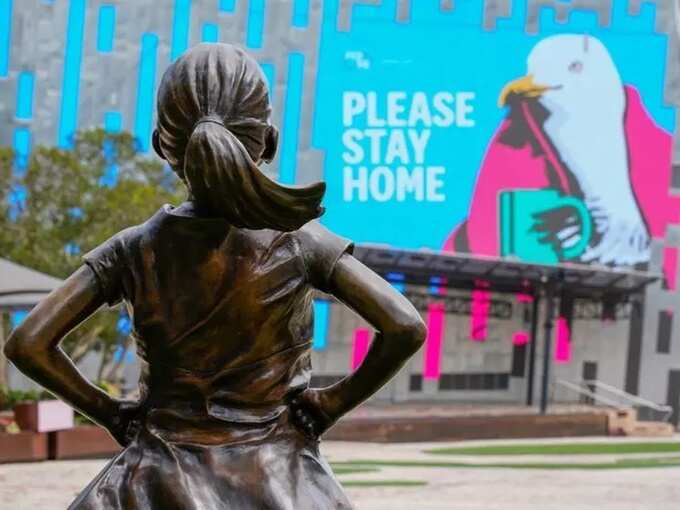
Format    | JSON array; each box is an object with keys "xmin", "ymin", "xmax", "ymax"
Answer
[
  {"xmin": 394, "ymin": 313, "xmax": 426, "ymax": 351},
  {"xmin": 410, "ymin": 315, "xmax": 427, "ymax": 349},
  {"xmin": 4, "ymin": 332, "xmax": 24, "ymax": 363},
  {"xmin": 4, "ymin": 329, "xmax": 38, "ymax": 366}
]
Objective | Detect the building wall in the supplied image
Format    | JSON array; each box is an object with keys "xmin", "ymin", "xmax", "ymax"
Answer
[{"xmin": 1, "ymin": 0, "xmax": 679, "ymax": 414}]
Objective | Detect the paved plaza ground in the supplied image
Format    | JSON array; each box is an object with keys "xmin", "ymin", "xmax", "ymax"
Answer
[{"xmin": 0, "ymin": 436, "xmax": 679, "ymax": 509}]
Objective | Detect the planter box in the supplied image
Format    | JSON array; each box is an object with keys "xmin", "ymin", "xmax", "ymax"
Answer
[
  {"xmin": 14, "ymin": 400, "xmax": 74, "ymax": 433},
  {"xmin": 50, "ymin": 425, "xmax": 121, "ymax": 460},
  {"xmin": 0, "ymin": 431, "xmax": 48, "ymax": 463},
  {"xmin": 0, "ymin": 410, "xmax": 13, "ymax": 430},
  {"xmin": 325, "ymin": 412, "xmax": 609, "ymax": 442}
]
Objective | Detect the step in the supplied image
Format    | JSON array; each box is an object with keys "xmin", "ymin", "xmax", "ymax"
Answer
[
  {"xmin": 604, "ymin": 408, "xmax": 636, "ymax": 436},
  {"xmin": 626, "ymin": 421, "xmax": 675, "ymax": 438}
]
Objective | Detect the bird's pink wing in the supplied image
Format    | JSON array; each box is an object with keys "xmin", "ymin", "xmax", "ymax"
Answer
[
  {"xmin": 624, "ymin": 85, "xmax": 680, "ymax": 240},
  {"xmin": 443, "ymin": 121, "xmax": 550, "ymax": 255}
]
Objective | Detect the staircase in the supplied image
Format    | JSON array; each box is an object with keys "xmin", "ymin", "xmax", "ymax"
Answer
[{"xmin": 554, "ymin": 379, "xmax": 675, "ymax": 438}]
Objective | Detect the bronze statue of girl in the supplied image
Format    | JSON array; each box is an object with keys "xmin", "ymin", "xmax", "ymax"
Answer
[{"xmin": 5, "ymin": 43, "xmax": 425, "ymax": 509}]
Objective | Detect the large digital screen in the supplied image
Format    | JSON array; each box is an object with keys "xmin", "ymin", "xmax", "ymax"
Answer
[{"xmin": 312, "ymin": 2, "xmax": 680, "ymax": 269}]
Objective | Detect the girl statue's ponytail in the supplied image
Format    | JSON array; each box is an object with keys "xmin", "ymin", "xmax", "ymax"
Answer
[
  {"xmin": 156, "ymin": 43, "xmax": 325, "ymax": 231},
  {"xmin": 183, "ymin": 117, "xmax": 325, "ymax": 231}
]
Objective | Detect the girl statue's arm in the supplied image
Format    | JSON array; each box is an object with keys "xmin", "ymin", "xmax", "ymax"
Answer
[
  {"xmin": 291, "ymin": 254, "xmax": 426, "ymax": 437},
  {"xmin": 3, "ymin": 266, "xmax": 138, "ymax": 445}
]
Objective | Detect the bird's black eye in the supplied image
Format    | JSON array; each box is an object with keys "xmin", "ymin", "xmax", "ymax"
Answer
[{"xmin": 568, "ymin": 60, "xmax": 583, "ymax": 73}]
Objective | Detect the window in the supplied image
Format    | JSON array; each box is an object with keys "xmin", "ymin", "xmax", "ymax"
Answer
[
  {"xmin": 672, "ymin": 165, "xmax": 680, "ymax": 189},
  {"xmin": 409, "ymin": 374, "xmax": 423, "ymax": 392},
  {"xmin": 498, "ymin": 374, "xmax": 509, "ymax": 390},
  {"xmin": 657, "ymin": 311, "xmax": 673, "ymax": 354},
  {"xmin": 438, "ymin": 372, "xmax": 510, "ymax": 391},
  {"xmin": 511, "ymin": 343, "xmax": 527, "ymax": 377},
  {"xmin": 309, "ymin": 375, "xmax": 344, "ymax": 387}
]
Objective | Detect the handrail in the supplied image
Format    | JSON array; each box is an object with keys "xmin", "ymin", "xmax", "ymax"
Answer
[
  {"xmin": 556, "ymin": 379, "xmax": 673, "ymax": 422},
  {"xmin": 554, "ymin": 380, "xmax": 628, "ymax": 408},
  {"xmin": 583, "ymin": 379, "xmax": 673, "ymax": 415}
]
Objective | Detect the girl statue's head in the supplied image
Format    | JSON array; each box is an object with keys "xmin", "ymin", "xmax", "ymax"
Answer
[{"xmin": 153, "ymin": 43, "xmax": 325, "ymax": 231}]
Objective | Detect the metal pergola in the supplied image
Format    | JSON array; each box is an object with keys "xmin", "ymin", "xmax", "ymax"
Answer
[
  {"xmin": 0, "ymin": 258, "xmax": 63, "ymax": 310},
  {"xmin": 353, "ymin": 244, "xmax": 660, "ymax": 414},
  {"xmin": 0, "ymin": 258, "xmax": 63, "ymax": 386}
]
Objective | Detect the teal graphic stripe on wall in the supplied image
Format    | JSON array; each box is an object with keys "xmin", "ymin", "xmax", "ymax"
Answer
[
  {"xmin": 16, "ymin": 71, "xmax": 34, "ymax": 120},
  {"xmin": 312, "ymin": 300, "xmax": 330, "ymax": 350},
  {"xmin": 171, "ymin": 0, "xmax": 192, "ymax": 61},
  {"xmin": 58, "ymin": 0, "xmax": 86, "ymax": 148},
  {"xmin": 279, "ymin": 52, "xmax": 304, "ymax": 184},
  {"xmin": 97, "ymin": 4, "xmax": 116, "ymax": 53},
  {"xmin": 0, "ymin": 0, "xmax": 12, "ymax": 77},
  {"xmin": 219, "ymin": 0, "xmax": 235, "ymax": 13},
  {"xmin": 202, "ymin": 23, "xmax": 219, "ymax": 42},
  {"xmin": 292, "ymin": 0, "xmax": 309, "ymax": 28},
  {"xmin": 13, "ymin": 128, "xmax": 30, "ymax": 175},
  {"xmin": 246, "ymin": 0, "xmax": 265, "ymax": 49},
  {"xmin": 134, "ymin": 33, "xmax": 159, "ymax": 153}
]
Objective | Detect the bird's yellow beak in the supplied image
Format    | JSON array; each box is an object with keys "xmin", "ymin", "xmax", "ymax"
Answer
[{"xmin": 498, "ymin": 75, "xmax": 550, "ymax": 107}]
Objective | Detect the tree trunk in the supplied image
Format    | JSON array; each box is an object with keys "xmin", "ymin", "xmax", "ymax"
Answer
[
  {"xmin": 0, "ymin": 312, "xmax": 7, "ymax": 388},
  {"xmin": 96, "ymin": 345, "xmax": 113, "ymax": 384},
  {"xmin": 68, "ymin": 326, "xmax": 104, "ymax": 365},
  {"xmin": 104, "ymin": 337, "xmax": 132, "ymax": 386}
]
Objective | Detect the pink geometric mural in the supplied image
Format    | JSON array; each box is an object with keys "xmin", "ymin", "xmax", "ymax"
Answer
[
  {"xmin": 470, "ymin": 290, "xmax": 491, "ymax": 341},
  {"xmin": 555, "ymin": 317, "xmax": 572, "ymax": 364},
  {"xmin": 423, "ymin": 302, "xmax": 445, "ymax": 380},
  {"xmin": 663, "ymin": 246, "xmax": 678, "ymax": 291},
  {"xmin": 351, "ymin": 328, "xmax": 372, "ymax": 371},
  {"xmin": 512, "ymin": 330, "xmax": 530, "ymax": 346}
]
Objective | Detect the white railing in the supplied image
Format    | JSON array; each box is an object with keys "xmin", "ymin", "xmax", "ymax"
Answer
[
  {"xmin": 582, "ymin": 379, "xmax": 673, "ymax": 422},
  {"xmin": 554, "ymin": 379, "xmax": 673, "ymax": 422},
  {"xmin": 554, "ymin": 379, "xmax": 626, "ymax": 408}
]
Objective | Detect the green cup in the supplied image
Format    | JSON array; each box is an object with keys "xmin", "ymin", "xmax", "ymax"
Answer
[{"xmin": 499, "ymin": 189, "xmax": 592, "ymax": 264}]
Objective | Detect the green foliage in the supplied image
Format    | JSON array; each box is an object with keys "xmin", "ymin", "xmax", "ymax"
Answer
[
  {"xmin": 0, "ymin": 147, "xmax": 12, "ymax": 221},
  {"xmin": 0, "ymin": 385, "xmax": 44, "ymax": 409},
  {"xmin": 74, "ymin": 412, "xmax": 95, "ymax": 426},
  {"xmin": 1, "ymin": 129, "xmax": 183, "ymax": 277},
  {"xmin": 95, "ymin": 380, "xmax": 121, "ymax": 398},
  {"xmin": 1, "ymin": 129, "xmax": 185, "ymax": 383}
]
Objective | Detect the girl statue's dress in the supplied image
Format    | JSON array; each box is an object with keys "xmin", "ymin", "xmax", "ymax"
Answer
[
  {"xmin": 4, "ymin": 43, "xmax": 426, "ymax": 510},
  {"xmin": 72, "ymin": 211, "xmax": 354, "ymax": 509}
]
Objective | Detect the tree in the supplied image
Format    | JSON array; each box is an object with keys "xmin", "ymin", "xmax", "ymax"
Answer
[{"xmin": 0, "ymin": 129, "xmax": 184, "ymax": 388}]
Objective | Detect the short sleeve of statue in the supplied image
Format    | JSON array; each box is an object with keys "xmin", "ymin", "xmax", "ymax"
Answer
[
  {"xmin": 82, "ymin": 231, "xmax": 131, "ymax": 307},
  {"xmin": 297, "ymin": 221, "xmax": 354, "ymax": 293}
]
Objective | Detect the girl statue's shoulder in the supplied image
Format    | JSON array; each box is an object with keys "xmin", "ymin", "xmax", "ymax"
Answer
[{"xmin": 296, "ymin": 221, "xmax": 354, "ymax": 292}]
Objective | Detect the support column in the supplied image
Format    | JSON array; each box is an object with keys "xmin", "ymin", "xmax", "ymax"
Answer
[
  {"xmin": 0, "ymin": 311, "xmax": 6, "ymax": 388},
  {"xmin": 526, "ymin": 295, "xmax": 540, "ymax": 406},
  {"xmin": 540, "ymin": 273, "xmax": 562, "ymax": 415},
  {"xmin": 624, "ymin": 295, "xmax": 644, "ymax": 395}
]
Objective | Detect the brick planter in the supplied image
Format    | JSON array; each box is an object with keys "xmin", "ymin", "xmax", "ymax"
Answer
[
  {"xmin": 50, "ymin": 425, "xmax": 121, "ymax": 460},
  {"xmin": 0, "ymin": 431, "xmax": 48, "ymax": 463},
  {"xmin": 325, "ymin": 412, "xmax": 609, "ymax": 442},
  {"xmin": 13, "ymin": 400, "xmax": 74, "ymax": 433},
  {"xmin": 0, "ymin": 410, "xmax": 13, "ymax": 429}
]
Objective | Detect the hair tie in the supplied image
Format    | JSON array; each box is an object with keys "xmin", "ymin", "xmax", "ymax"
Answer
[{"xmin": 193, "ymin": 115, "xmax": 226, "ymax": 131}]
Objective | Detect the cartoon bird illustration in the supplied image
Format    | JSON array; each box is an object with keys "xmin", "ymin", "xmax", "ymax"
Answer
[{"xmin": 445, "ymin": 34, "xmax": 679, "ymax": 269}]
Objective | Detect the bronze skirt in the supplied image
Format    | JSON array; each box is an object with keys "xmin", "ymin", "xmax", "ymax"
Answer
[{"xmin": 69, "ymin": 410, "xmax": 353, "ymax": 510}]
